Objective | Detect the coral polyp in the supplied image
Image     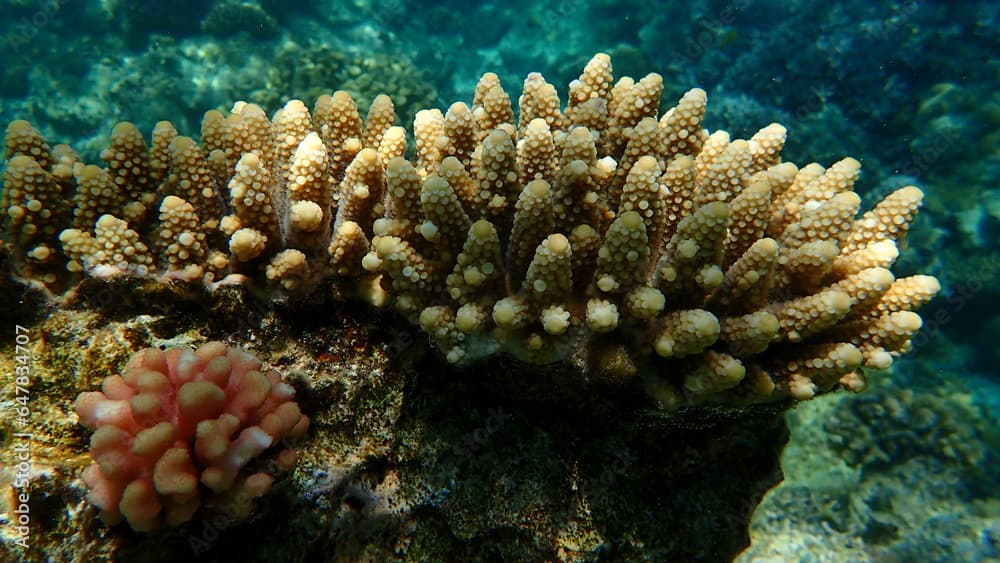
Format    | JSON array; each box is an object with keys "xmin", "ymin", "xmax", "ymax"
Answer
[{"xmin": 3, "ymin": 54, "xmax": 937, "ymax": 411}]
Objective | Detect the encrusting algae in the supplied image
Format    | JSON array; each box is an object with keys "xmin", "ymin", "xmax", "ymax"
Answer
[{"xmin": 3, "ymin": 53, "xmax": 938, "ymax": 412}]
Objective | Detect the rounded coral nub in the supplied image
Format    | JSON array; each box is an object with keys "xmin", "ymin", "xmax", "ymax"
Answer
[{"xmin": 74, "ymin": 342, "xmax": 307, "ymax": 531}]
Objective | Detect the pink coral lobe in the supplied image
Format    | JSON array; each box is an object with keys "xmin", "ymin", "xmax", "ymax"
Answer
[{"xmin": 73, "ymin": 342, "xmax": 308, "ymax": 530}]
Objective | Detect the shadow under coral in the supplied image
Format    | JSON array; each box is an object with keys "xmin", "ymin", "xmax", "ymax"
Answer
[{"xmin": 5, "ymin": 278, "xmax": 790, "ymax": 562}]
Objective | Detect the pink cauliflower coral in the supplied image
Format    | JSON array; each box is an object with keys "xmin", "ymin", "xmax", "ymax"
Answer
[{"xmin": 74, "ymin": 341, "xmax": 309, "ymax": 531}]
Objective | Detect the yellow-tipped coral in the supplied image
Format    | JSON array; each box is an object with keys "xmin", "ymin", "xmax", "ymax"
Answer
[{"xmin": 1, "ymin": 53, "xmax": 939, "ymax": 409}]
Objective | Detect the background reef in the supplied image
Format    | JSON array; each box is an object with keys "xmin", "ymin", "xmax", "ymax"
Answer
[{"xmin": 1, "ymin": 0, "xmax": 998, "ymax": 561}]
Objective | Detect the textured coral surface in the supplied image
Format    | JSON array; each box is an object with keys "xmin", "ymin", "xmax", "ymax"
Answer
[
  {"xmin": 0, "ymin": 52, "xmax": 945, "ymax": 561},
  {"xmin": 74, "ymin": 342, "xmax": 308, "ymax": 531},
  {"xmin": 3, "ymin": 54, "xmax": 938, "ymax": 412},
  {"xmin": 2, "ymin": 1, "xmax": 996, "ymax": 559}
]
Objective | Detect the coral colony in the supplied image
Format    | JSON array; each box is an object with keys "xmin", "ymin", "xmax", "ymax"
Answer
[
  {"xmin": 2, "ymin": 54, "xmax": 938, "ymax": 529},
  {"xmin": 74, "ymin": 343, "xmax": 308, "ymax": 530}
]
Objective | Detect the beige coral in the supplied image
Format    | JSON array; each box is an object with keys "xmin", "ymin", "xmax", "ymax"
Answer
[{"xmin": 1, "ymin": 53, "xmax": 939, "ymax": 409}]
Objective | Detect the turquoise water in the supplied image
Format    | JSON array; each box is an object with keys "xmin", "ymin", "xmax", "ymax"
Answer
[{"xmin": 1, "ymin": 1, "xmax": 997, "ymax": 561}]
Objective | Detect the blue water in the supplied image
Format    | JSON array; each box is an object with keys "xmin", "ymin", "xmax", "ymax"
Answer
[{"xmin": 1, "ymin": 0, "xmax": 997, "ymax": 560}]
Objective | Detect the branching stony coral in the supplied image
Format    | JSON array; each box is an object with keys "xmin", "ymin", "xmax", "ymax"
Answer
[{"xmin": 2, "ymin": 53, "xmax": 938, "ymax": 409}]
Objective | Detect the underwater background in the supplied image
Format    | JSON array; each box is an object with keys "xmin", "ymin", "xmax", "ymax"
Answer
[{"xmin": 0, "ymin": 0, "xmax": 998, "ymax": 561}]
